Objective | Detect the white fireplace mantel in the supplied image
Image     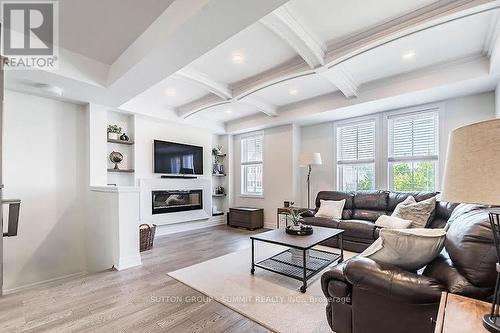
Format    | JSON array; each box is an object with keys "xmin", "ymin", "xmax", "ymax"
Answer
[{"xmin": 139, "ymin": 178, "xmax": 211, "ymax": 225}]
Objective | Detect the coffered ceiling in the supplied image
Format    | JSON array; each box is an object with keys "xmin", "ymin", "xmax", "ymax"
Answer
[{"xmin": 5, "ymin": 0, "xmax": 500, "ymax": 134}]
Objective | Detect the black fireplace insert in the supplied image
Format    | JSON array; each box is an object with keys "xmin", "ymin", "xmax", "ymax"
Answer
[{"xmin": 152, "ymin": 190, "xmax": 203, "ymax": 214}]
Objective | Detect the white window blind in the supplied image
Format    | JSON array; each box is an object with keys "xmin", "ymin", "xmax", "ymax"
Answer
[
  {"xmin": 337, "ymin": 122, "xmax": 375, "ymax": 164},
  {"xmin": 336, "ymin": 121, "xmax": 376, "ymax": 191},
  {"xmin": 241, "ymin": 133, "xmax": 263, "ymax": 195},
  {"xmin": 388, "ymin": 111, "xmax": 438, "ymax": 162},
  {"xmin": 388, "ymin": 110, "xmax": 439, "ymax": 191}
]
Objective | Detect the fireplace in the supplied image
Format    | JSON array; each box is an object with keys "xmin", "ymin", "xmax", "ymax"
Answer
[{"xmin": 152, "ymin": 190, "xmax": 203, "ymax": 214}]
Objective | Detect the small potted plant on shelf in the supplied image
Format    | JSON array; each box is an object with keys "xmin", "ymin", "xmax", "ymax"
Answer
[{"xmin": 107, "ymin": 124, "xmax": 122, "ymax": 140}]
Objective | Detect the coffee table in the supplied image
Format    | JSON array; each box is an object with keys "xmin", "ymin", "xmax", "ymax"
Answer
[{"xmin": 250, "ymin": 226, "xmax": 344, "ymax": 293}]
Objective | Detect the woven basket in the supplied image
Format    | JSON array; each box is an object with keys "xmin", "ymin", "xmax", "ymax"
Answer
[{"xmin": 139, "ymin": 223, "xmax": 156, "ymax": 252}]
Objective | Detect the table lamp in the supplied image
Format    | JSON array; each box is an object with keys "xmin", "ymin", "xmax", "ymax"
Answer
[
  {"xmin": 440, "ymin": 119, "xmax": 500, "ymax": 332},
  {"xmin": 299, "ymin": 152, "xmax": 322, "ymax": 209}
]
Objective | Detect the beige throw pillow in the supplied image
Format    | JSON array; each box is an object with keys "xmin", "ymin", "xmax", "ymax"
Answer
[
  {"xmin": 375, "ymin": 215, "xmax": 412, "ymax": 229},
  {"xmin": 315, "ymin": 199, "xmax": 346, "ymax": 219},
  {"xmin": 360, "ymin": 228, "xmax": 446, "ymax": 271},
  {"xmin": 392, "ymin": 196, "xmax": 436, "ymax": 228}
]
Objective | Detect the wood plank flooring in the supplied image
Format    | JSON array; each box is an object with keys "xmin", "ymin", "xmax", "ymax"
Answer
[{"xmin": 0, "ymin": 226, "xmax": 271, "ymax": 333}]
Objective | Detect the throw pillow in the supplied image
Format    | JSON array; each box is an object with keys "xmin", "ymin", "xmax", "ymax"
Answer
[
  {"xmin": 392, "ymin": 196, "xmax": 436, "ymax": 228},
  {"xmin": 360, "ymin": 228, "xmax": 446, "ymax": 271},
  {"xmin": 315, "ymin": 199, "xmax": 346, "ymax": 219},
  {"xmin": 375, "ymin": 215, "xmax": 412, "ymax": 229}
]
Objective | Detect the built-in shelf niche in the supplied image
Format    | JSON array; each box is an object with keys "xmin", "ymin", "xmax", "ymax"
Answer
[{"xmin": 107, "ymin": 111, "xmax": 135, "ymax": 186}]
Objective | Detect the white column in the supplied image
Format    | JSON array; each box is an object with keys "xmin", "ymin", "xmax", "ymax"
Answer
[{"xmin": 87, "ymin": 186, "xmax": 141, "ymax": 272}]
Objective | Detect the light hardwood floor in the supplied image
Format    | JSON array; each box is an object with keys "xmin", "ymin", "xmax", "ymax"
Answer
[{"xmin": 0, "ymin": 226, "xmax": 271, "ymax": 332}]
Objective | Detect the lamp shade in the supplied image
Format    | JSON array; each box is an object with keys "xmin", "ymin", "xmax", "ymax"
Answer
[
  {"xmin": 299, "ymin": 152, "xmax": 322, "ymax": 167},
  {"xmin": 441, "ymin": 119, "xmax": 500, "ymax": 206}
]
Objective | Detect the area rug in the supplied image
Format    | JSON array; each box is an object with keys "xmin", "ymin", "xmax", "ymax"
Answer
[{"xmin": 168, "ymin": 242, "xmax": 357, "ymax": 333}]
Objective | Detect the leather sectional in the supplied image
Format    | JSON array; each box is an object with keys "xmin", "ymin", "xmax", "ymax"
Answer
[
  {"xmin": 301, "ymin": 190, "xmax": 457, "ymax": 252},
  {"xmin": 306, "ymin": 191, "xmax": 496, "ymax": 333}
]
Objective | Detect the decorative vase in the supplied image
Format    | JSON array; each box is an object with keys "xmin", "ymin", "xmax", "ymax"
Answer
[
  {"xmin": 120, "ymin": 133, "xmax": 129, "ymax": 141},
  {"xmin": 108, "ymin": 132, "xmax": 119, "ymax": 140}
]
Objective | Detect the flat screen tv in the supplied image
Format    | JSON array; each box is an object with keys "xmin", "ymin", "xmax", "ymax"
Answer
[{"xmin": 153, "ymin": 140, "xmax": 203, "ymax": 175}]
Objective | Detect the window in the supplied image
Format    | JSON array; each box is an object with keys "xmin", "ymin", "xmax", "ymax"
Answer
[
  {"xmin": 241, "ymin": 133, "xmax": 263, "ymax": 195},
  {"xmin": 336, "ymin": 121, "xmax": 376, "ymax": 191},
  {"xmin": 388, "ymin": 110, "xmax": 439, "ymax": 191}
]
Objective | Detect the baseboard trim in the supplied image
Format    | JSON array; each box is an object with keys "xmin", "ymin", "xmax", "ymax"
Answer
[
  {"xmin": 2, "ymin": 271, "xmax": 87, "ymax": 295},
  {"xmin": 114, "ymin": 255, "xmax": 142, "ymax": 271}
]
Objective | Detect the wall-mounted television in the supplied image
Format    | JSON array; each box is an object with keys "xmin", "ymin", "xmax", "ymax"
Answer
[{"xmin": 153, "ymin": 140, "xmax": 203, "ymax": 175}]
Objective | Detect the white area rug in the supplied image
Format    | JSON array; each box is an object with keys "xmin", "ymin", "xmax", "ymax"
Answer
[{"xmin": 168, "ymin": 243, "xmax": 356, "ymax": 333}]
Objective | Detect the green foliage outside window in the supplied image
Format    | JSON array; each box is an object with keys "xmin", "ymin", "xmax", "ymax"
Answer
[{"xmin": 393, "ymin": 161, "xmax": 435, "ymax": 192}]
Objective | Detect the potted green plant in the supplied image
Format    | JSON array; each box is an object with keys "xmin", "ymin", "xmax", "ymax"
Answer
[
  {"xmin": 107, "ymin": 125, "xmax": 122, "ymax": 140},
  {"xmin": 285, "ymin": 210, "xmax": 304, "ymax": 231}
]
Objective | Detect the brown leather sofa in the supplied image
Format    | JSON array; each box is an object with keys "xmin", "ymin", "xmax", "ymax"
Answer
[
  {"xmin": 301, "ymin": 190, "xmax": 457, "ymax": 252},
  {"xmin": 317, "ymin": 195, "xmax": 496, "ymax": 333}
]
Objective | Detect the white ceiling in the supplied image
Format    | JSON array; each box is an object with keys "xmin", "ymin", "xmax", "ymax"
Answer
[
  {"xmin": 5, "ymin": 0, "xmax": 500, "ymax": 134},
  {"xmin": 189, "ymin": 23, "xmax": 298, "ymax": 84},
  {"xmin": 59, "ymin": 0, "xmax": 175, "ymax": 64},
  {"xmin": 288, "ymin": 0, "xmax": 439, "ymax": 46},
  {"xmin": 251, "ymin": 74, "xmax": 338, "ymax": 106},
  {"xmin": 344, "ymin": 10, "xmax": 495, "ymax": 84},
  {"xmin": 191, "ymin": 102, "xmax": 261, "ymax": 122}
]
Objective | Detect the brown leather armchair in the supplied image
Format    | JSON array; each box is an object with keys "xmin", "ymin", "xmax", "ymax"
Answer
[{"xmin": 321, "ymin": 205, "xmax": 496, "ymax": 333}]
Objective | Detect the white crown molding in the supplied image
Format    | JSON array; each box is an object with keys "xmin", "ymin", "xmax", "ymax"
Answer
[
  {"xmin": 260, "ymin": 5, "xmax": 326, "ymax": 68},
  {"xmin": 316, "ymin": 65, "xmax": 359, "ymax": 98},
  {"xmin": 174, "ymin": 68, "xmax": 232, "ymax": 99}
]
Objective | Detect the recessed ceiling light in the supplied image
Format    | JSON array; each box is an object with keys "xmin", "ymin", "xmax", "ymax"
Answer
[
  {"xmin": 225, "ymin": 109, "xmax": 232, "ymax": 114},
  {"xmin": 402, "ymin": 51, "xmax": 415, "ymax": 60},
  {"xmin": 231, "ymin": 53, "xmax": 244, "ymax": 64},
  {"xmin": 165, "ymin": 88, "xmax": 176, "ymax": 96},
  {"xmin": 289, "ymin": 88, "xmax": 299, "ymax": 95}
]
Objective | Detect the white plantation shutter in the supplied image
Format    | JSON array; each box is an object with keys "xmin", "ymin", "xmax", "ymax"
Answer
[
  {"xmin": 242, "ymin": 135, "xmax": 263, "ymax": 163},
  {"xmin": 241, "ymin": 133, "xmax": 264, "ymax": 195},
  {"xmin": 337, "ymin": 122, "xmax": 375, "ymax": 164},
  {"xmin": 336, "ymin": 121, "xmax": 376, "ymax": 191},
  {"xmin": 388, "ymin": 111, "xmax": 438, "ymax": 162}
]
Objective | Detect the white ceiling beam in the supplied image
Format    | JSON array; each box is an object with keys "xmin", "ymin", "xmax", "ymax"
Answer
[
  {"xmin": 316, "ymin": 65, "xmax": 359, "ymax": 98},
  {"xmin": 261, "ymin": 6, "xmax": 326, "ymax": 68},
  {"xmin": 226, "ymin": 55, "xmax": 494, "ymax": 134},
  {"xmin": 106, "ymin": 0, "xmax": 289, "ymax": 107},
  {"xmin": 174, "ymin": 68, "xmax": 232, "ymax": 99},
  {"xmin": 483, "ymin": 10, "xmax": 500, "ymax": 73},
  {"xmin": 232, "ymin": 57, "xmax": 313, "ymax": 98},
  {"xmin": 238, "ymin": 96, "xmax": 278, "ymax": 117},
  {"xmin": 176, "ymin": 94, "xmax": 228, "ymax": 118}
]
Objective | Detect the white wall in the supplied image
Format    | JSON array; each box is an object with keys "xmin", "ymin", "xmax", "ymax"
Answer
[
  {"xmin": 300, "ymin": 92, "xmax": 496, "ymax": 206},
  {"xmin": 3, "ymin": 91, "xmax": 87, "ymax": 292},
  {"xmin": 134, "ymin": 115, "xmax": 214, "ymax": 181},
  {"xmin": 496, "ymin": 82, "xmax": 500, "ymax": 118},
  {"xmin": 233, "ymin": 125, "xmax": 300, "ymax": 228}
]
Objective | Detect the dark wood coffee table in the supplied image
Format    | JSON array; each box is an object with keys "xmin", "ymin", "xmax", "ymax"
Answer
[{"xmin": 250, "ymin": 226, "xmax": 344, "ymax": 292}]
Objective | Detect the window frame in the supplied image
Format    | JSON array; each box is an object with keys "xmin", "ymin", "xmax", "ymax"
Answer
[
  {"xmin": 240, "ymin": 131, "xmax": 264, "ymax": 197},
  {"xmin": 335, "ymin": 118, "xmax": 377, "ymax": 192},
  {"xmin": 386, "ymin": 108, "xmax": 440, "ymax": 192}
]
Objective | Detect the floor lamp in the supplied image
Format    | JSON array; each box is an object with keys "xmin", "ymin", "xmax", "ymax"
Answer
[
  {"xmin": 440, "ymin": 119, "xmax": 500, "ymax": 332},
  {"xmin": 299, "ymin": 152, "xmax": 322, "ymax": 209}
]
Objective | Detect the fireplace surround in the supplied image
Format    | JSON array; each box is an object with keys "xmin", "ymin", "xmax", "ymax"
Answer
[{"xmin": 152, "ymin": 189, "xmax": 203, "ymax": 214}]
